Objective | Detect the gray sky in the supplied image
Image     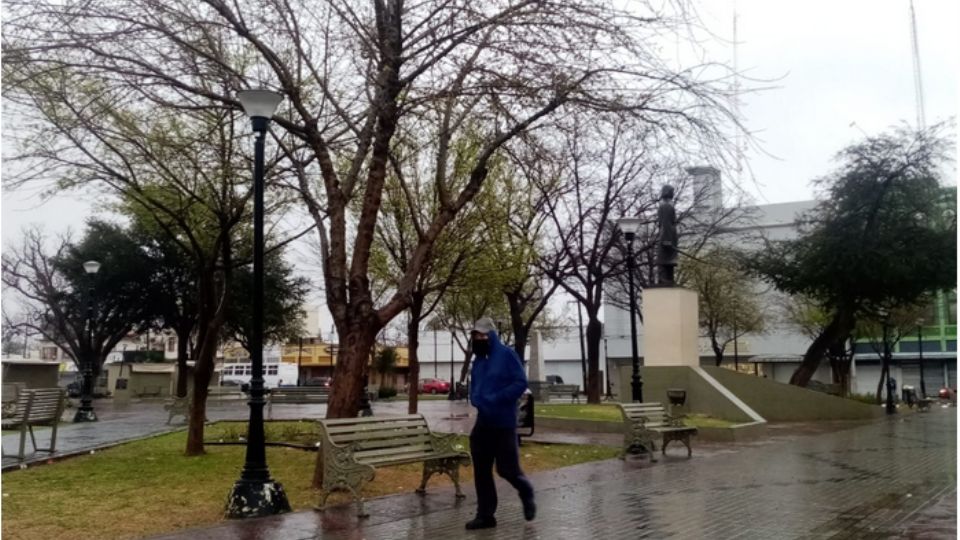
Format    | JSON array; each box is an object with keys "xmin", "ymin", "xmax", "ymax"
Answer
[{"xmin": 2, "ymin": 0, "xmax": 957, "ymax": 328}]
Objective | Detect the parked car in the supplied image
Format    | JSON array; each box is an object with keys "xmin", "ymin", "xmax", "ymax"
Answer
[
  {"xmin": 418, "ymin": 378, "xmax": 451, "ymax": 394},
  {"xmin": 305, "ymin": 376, "xmax": 333, "ymax": 387},
  {"xmin": 545, "ymin": 375, "xmax": 564, "ymax": 385}
]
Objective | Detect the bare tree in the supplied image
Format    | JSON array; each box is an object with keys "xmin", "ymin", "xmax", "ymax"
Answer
[
  {"xmin": 2, "ymin": 226, "xmax": 157, "ymax": 400},
  {"xmin": 4, "ymin": 0, "xmax": 740, "ymax": 417}
]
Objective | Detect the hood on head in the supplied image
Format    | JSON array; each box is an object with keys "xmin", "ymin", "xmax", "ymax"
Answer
[{"xmin": 472, "ymin": 317, "xmax": 502, "ymax": 348}]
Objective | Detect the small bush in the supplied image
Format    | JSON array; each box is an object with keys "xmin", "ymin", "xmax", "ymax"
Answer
[
  {"xmin": 378, "ymin": 386, "xmax": 398, "ymax": 399},
  {"xmin": 847, "ymin": 392, "xmax": 879, "ymax": 405}
]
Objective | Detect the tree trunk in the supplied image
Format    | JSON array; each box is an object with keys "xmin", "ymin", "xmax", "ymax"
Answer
[
  {"xmin": 185, "ymin": 318, "xmax": 219, "ymax": 455},
  {"xmin": 790, "ymin": 307, "xmax": 855, "ymax": 387},
  {"xmin": 506, "ymin": 293, "xmax": 529, "ymax": 363},
  {"xmin": 175, "ymin": 323, "xmax": 191, "ymax": 398},
  {"xmin": 585, "ymin": 316, "xmax": 602, "ymax": 403},
  {"xmin": 712, "ymin": 337, "xmax": 724, "ymax": 367},
  {"xmin": 184, "ymin": 267, "xmax": 227, "ymax": 456},
  {"xmin": 459, "ymin": 349, "xmax": 473, "ymax": 384},
  {"xmin": 406, "ymin": 298, "xmax": 424, "ymax": 414},
  {"xmin": 326, "ymin": 323, "xmax": 378, "ymax": 418},
  {"xmin": 876, "ymin": 362, "xmax": 888, "ymax": 405}
]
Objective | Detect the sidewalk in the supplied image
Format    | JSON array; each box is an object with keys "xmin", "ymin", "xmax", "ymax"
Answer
[{"xmin": 147, "ymin": 406, "xmax": 956, "ymax": 540}]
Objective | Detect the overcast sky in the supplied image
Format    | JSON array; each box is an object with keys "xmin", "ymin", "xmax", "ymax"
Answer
[{"xmin": 1, "ymin": 0, "xmax": 957, "ymax": 329}]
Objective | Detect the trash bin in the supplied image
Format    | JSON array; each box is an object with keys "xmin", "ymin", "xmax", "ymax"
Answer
[
  {"xmin": 902, "ymin": 385, "xmax": 917, "ymax": 407},
  {"xmin": 517, "ymin": 390, "xmax": 535, "ymax": 444}
]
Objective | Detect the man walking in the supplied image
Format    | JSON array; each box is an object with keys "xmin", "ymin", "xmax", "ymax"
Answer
[{"xmin": 466, "ymin": 317, "xmax": 536, "ymax": 530}]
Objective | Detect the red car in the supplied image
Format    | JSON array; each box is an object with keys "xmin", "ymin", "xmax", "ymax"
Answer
[{"xmin": 418, "ymin": 378, "xmax": 450, "ymax": 394}]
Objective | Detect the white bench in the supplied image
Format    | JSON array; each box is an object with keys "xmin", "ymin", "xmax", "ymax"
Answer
[
  {"xmin": 618, "ymin": 402, "xmax": 697, "ymax": 460},
  {"xmin": 315, "ymin": 414, "xmax": 470, "ymax": 517},
  {"xmin": 1, "ymin": 388, "xmax": 67, "ymax": 460}
]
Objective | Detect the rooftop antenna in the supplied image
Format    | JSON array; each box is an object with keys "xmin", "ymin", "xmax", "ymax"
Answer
[
  {"xmin": 909, "ymin": 0, "xmax": 926, "ymax": 129},
  {"xmin": 732, "ymin": 1, "xmax": 744, "ymax": 185}
]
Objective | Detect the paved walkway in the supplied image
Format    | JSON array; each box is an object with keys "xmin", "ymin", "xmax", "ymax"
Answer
[{"xmin": 145, "ymin": 406, "xmax": 956, "ymax": 540}]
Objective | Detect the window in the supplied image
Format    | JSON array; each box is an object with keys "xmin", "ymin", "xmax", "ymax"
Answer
[
  {"xmin": 265, "ymin": 365, "xmax": 278, "ymax": 375},
  {"xmin": 167, "ymin": 337, "xmax": 176, "ymax": 352},
  {"xmin": 41, "ymin": 347, "xmax": 58, "ymax": 360},
  {"xmin": 244, "ymin": 365, "xmax": 252, "ymax": 376},
  {"xmin": 947, "ymin": 291, "xmax": 957, "ymax": 325}
]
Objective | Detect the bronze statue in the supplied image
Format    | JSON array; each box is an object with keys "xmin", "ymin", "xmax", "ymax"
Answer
[{"xmin": 657, "ymin": 184, "xmax": 678, "ymax": 285}]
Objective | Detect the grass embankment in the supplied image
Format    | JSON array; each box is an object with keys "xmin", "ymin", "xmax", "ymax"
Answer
[
  {"xmin": 536, "ymin": 403, "xmax": 736, "ymax": 428},
  {"xmin": 1, "ymin": 421, "xmax": 619, "ymax": 540}
]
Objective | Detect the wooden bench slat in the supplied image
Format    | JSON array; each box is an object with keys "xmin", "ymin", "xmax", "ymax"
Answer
[
  {"xmin": 353, "ymin": 442, "xmax": 435, "ymax": 460},
  {"xmin": 321, "ymin": 414, "xmax": 423, "ymax": 426},
  {"xmin": 346, "ymin": 434, "xmax": 434, "ymax": 451},
  {"xmin": 330, "ymin": 427, "xmax": 430, "ymax": 443},
  {"xmin": 359, "ymin": 451, "xmax": 460, "ymax": 467},
  {"xmin": 325, "ymin": 419, "xmax": 427, "ymax": 433}
]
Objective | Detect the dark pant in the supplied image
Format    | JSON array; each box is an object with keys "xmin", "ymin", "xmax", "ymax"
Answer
[{"xmin": 470, "ymin": 424, "xmax": 535, "ymax": 518}]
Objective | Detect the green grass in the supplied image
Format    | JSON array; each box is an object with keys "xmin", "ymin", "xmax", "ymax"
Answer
[
  {"xmin": 1, "ymin": 421, "xmax": 618, "ymax": 540},
  {"xmin": 535, "ymin": 403, "xmax": 623, "ymax": 422},
  {"xmin": 535, "ymin": 404, "xmax": 737, "ymax": 428},
  {"xmin": 683, "ymin": 414, "xmax": 737, "ymax": 428}
]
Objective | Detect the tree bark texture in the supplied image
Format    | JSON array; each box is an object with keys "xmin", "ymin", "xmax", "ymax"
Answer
[
  {"xmin": 585, "ymin": 316, "xmax": 603, "ymax": 403},
  {"xmin": 790, "ymin": 308, "xmax": 855, "ymax": 387},
  {"xmin": 406, "ymin": 298, "xmax": 424, "ymax": 414}
]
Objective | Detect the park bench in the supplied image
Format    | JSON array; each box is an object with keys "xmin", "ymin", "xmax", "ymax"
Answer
[
  {"xmin": 267, "ymin": 386, "xmax": 330, "ymax": 418},
  {"xmin": 2, "ymin": 382, "xmax": 26, "ymax": 418},
  {"xmin": 618, "ymin": 402, "xmax": 697, "ymax": 461},
  {"xmin": 547, "ymin": 384, "xmax": 581, "ymax": 403},
  {"xmin": 315, "ymin": 414, "xmax": 471, "ymax": 517},
  {"xmin": 164, "ymin": 396, "xmax": 191, "ymax": 424},
  {"xmin": 1, "ymin": 388, "xmax": 67, "ymax": 461}
]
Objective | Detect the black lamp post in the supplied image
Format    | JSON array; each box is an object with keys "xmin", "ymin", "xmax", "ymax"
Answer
[
  {"xmin": 226, "ymin": 89, "xmax": 291, "ymax": 519},
  {"xmin": 917, "ymin": 323, "xmax": 927, "ymax": 396},
  {"xmin": 881, "ymin": 312, "xmax": 896, "ymax": 415},
  {"xmin": 74, "ymin": 260, "xmax": 101, "ymax": 422},
  {"xmin": 618, "ymin": 217, "xmax": 643, "ymax": 403},
  {"xmin": 448, "ymin": 330, "xmax": 456, "ymax": 400}
]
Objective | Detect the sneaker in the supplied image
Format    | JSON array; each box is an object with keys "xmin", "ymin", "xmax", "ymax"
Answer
[
  {"xmin": 522, "ymin": 497, "xmax": 537, "ymax": 521},
  {"xmin": 465, "ymin": 516, "xmax": 497, "ymax": 530}
]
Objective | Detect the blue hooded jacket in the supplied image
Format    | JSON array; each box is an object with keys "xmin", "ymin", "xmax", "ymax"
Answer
[{"xmin": 470, "ymin": 329, "xmax": 528, "ymax": 428}]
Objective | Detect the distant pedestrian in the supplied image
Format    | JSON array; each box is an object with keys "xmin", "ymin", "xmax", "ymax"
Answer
[{"xmin": 465, "ymin": 317, "xmax": 536, "ymax": 530}]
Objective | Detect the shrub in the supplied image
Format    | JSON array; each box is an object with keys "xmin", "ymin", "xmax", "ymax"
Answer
[{"xmin": 378, "ymin": 386, "xmax": 398, "ymax": 399}]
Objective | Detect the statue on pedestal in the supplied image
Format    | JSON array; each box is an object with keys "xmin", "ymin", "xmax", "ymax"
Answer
[{"xmin": 657, "ymin": 184, "xmax": 678, "ymax": 286}]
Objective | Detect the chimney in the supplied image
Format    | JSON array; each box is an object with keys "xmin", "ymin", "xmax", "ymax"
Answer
[{"xmin": 685, "ymin": 166, "xmax": 722, "ymax": 213}]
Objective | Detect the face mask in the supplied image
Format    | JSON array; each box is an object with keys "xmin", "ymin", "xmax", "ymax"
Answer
[{"xmin": 472, "ymin": 339, "xmax": 490, "ymax": 357}]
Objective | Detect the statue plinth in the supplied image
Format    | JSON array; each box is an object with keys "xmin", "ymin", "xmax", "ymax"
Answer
[{"xmin": 642, "ymin": 287, "xmax": 699, "ymax": 367}]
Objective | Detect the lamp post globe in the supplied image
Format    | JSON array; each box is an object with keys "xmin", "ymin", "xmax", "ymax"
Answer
[
  {"xmin": 74, "ymin": 260, "xmax": 101, "ymax": 422},
  {"xmin": 225, "ymin": 89, "xmax": 292, "ymax": 519},
  {"xmin": 617, "ymin": 218, "xmax": 643, "ymax": 403}
]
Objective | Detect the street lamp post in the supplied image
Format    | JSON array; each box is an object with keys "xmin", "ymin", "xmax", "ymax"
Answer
[
  {"xmin": 448, "ymin": 330, "xmax": 456, "ymax": 400},
  {"xmin": 74, "ymin": 260, "xmax": 101, "ymax": 422},
  {"xmin": 568, "ymin": 300, "xmax": 587, "ymax": 394},
  {"xmin": 617, "ymin": 218, "xmax": 643, "ymax": 403},
  {"xmin": 917, "ymin": 320, "xmax": 926, "ymax": 397},
  {"xmin": 882, "ymin": 314, "xmax": 896, "ymax": 415},
  {"xmin": 226, "ymin": 89, "xmax": 291, "ymax": 519}
]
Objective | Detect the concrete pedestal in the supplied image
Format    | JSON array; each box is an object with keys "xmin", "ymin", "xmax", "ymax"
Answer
[{"xmin": 643, "ymin": 287, "xmax": 699, "ymax": 367}]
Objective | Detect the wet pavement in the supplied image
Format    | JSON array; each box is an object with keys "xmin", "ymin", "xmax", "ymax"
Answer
[{"xmin": 144, "ymin": 406, "xmax": 956, "ymax": 540}]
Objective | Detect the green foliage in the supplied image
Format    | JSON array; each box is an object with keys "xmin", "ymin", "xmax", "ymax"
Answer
[
  {"xmin": 222, "ymin": 249, "xmax": 310, "ymax": 352},
  {"xmin": 681, "ymin": 248, "xmax": 766, "ymax": 361},
  {"xmin": 378, "ymin": 386, "xmax": 399, "ymax": 399},
  {"xmin": 747, "ymin": 126, "xmax": 956, "ymax": 313},
  {"xmin": 374, "ymin": 347, "xmax": 398, "ymax": 375}
]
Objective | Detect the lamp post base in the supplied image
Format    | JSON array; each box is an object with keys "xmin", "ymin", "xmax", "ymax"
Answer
[
  {"xmin": 73, "ymin": 408, "xmax": 97, "ymax": 422},
  {"xmin": 225, "ymin": 479, "xmax": 291, "ymax": 519}
]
